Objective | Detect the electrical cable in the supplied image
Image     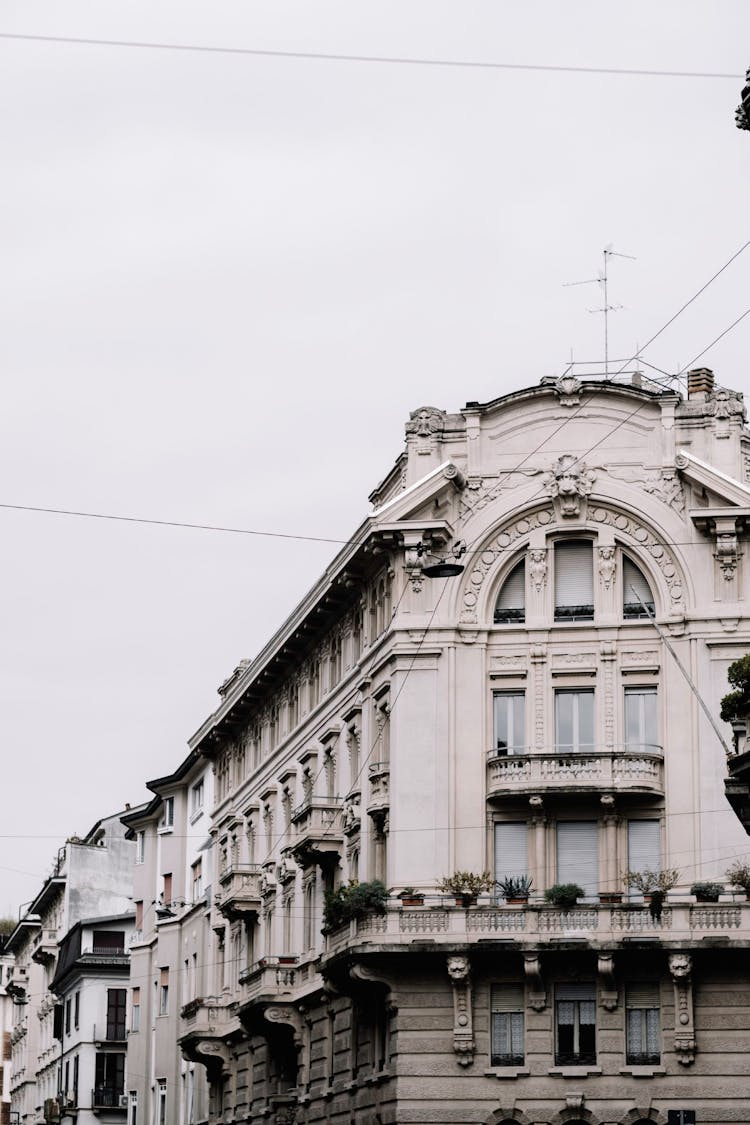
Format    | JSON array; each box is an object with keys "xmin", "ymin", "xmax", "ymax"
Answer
[
  {"xmin": 677, "ymin": 306, "xmax": 750, "ymax": 375},
  {"xmin": 0, "ymin": 32, "xmax": 743, "ymax": 81}
]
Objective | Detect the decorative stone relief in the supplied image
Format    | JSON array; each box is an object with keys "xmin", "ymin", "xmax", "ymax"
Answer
[
  {"xmin": 597, "ymin": 954, "xmax": 617, "ymax": 1011},
  {"xmin": 668, "ymin": 953, "xmax": 696, "ymax": 1065},
  {"xmin": 706, "ymin": 386, "xmax": 747, "ymax": 435},
  {"xmin": 604, "ymin": 466, "xmax": 685, "ymax": 515},
  {"xmin": 350, "ymin": 961, "xmax": 398, "ymax": 1012},
  {"xmin": 523, "ymin": 954, "xmax": 546, "ymax": 1011},
  {"xmin": 460, "ymin": 508, "xmax": 554, "ymax": 622},
  {"xmin": 405, "ymin": 406, "xmax": 446, "ymax": 455},
  {"xmin": 543, "ymin": 454, "xmax": 596, "ymax": 518},
  {"xmin": 529, "ymin": 548, "xmax": 548, "ymax": 592},
  {"xmin": 446, "ymin": 956, "xmax": 475, "ymax": 1065},
  {"xmin": 590, "ymin": 507, "xmax": 684, "ymax": 612},
  {"xmin": 193, "ymin": 1039, "xmax": 231, "ymax": 1078},
  {"xmin": 715, "ymin": 527, "xmax": 741, "ymax": 581},
  {"xmin": 342, "ymin": 798, "xmax": 361, "ymax": 836},
  {"xmin": 600, "ymin": 641, "xmax": 616, "ymax": 749},
  {"xmin": 554, "ymin": 374, "xmax": 582, "ymax": 407},
  {"xmin": 264, "ymin": 1003, "xmax": 304, "ymax": 1047},
  {"xmin": 531, "ymin": 645, "xmax": 547, "ymax": 748},
  {"xmin": 597, "ymin": 545, "xmax": 616, "ymax": 589}
]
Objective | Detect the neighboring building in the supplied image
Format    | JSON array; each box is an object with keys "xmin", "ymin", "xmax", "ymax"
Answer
[
  {"xmin": 170, "ymin": 366, "xmax": 750, "ymax": 1125},
  {"xmin": 6, "ymin": 815, "xmax": 134, "ymax": 1125},
  {"xmin": 0, "ymin": 936, "xmax": 13, "ymax": 1125},
  {"xmin": 121, "ymin": 750, "xmax": 214, "ymax": 1125}
]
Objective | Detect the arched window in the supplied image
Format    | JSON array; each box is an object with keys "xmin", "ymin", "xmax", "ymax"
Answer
[
  {"xmin": 494, "ymin": 560, "xmax": 525, "ymax": 624},
  {"xmin": 555, "ymin": 539, "xmax": 594, "ymax": 621},
  {"xmin": 623, "ymin": 557, "xmax": 655, "ymax": 619}
]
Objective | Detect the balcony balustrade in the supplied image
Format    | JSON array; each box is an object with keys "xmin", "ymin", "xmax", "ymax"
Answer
[
  {"xmin": 487, "ymin": 743, "xmax": 664, "ymax": 799},
  {"xmin": 322, "ymin": 900, "xmax": 750, "ymax": 956},
  {"xmin": 31, "ymin": 930, "xmax": 58, "ymax": 965},
  {"xmin": 238, "ymin": 956, "xmax": 301, "ymax": 1006},
  {"xmin": 215, "ymin": 864, "xmax": 262, "ymax": 920},
  {"xmin": 367, "ymin": 762, "xmax": 390, "ymax": 816},
  {"xmin": 91, "ymin": 1087, "xmax": 126, "ymax": 1111},
  {"xmin": 289, "ymin": 797, "xmax": 343, "ymax": 866}
]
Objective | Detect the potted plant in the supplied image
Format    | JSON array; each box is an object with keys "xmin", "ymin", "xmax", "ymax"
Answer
[
  {"xmin": 397, "ymin": 887, "xmax": 425, "ymax": 907},
  {"xmin": 496, "ymin": 874, "xmax": 533, "ymax": 904},
  {"xmin": 544, "ymin": 883, "xmax": 584, "ymax": 910},
  {"xmin": 438, "ymin": 870, "xmax": 493, "ymax": 907},
  {"xmin": 690, "ymin": 881, "xmax": 724, "ymax": 903},
  {"xmin": 623, "ymin": 867, "xmax": 680, "ymax": 920},
  {"xmin": 322, "ymin": 879, "xmax": 388, "ymax": 933},
  {"xmin": 726, "ymin": 860, "xmax": 750, "ymax": 897}
]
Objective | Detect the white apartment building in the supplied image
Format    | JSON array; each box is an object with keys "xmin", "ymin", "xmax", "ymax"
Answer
[
  {"xmin": 0, "ymin": 938, "xmax": 14, "ymax": 1125},
  {"xmin": 164, "ymin": 366, "xmax": 750, "ymax": 1125}
]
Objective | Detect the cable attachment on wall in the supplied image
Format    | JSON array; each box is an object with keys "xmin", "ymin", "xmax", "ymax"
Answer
[{"xmin": 420, "ymin": 539, "xmax": 466, "ymax": 579}]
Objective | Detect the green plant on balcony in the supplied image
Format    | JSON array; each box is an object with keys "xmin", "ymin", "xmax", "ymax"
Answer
[
  {"xmin": 623, "ymin": 867, "xmax": 679, "ymax": 920},
  {"xmin": 322, "ymin": 879, "xmax": 388, "ymax": 932},
  {"xmin": 720, "ymin": 654, "xmax": 750, "ymax": 724},
  {"xmin": 496, "ymin": 874, "xmax": 533, "ymax": 902},
  {"xmin": 690, "ymin": 881, "xmax": 723, "ymax": 902},
  {"xmin": 544, "ymin": 883, "xmax": 584, "ymax": 909},
  {"xmin": 437, "ymin": 870, "xmax": 493, "ymax": 906},
  {"xmin": 726, "ymin": 860, "xmax": 750, "ymax": 895},
  {"xmin": 396, "ymin": 887, "xmax": 425, "ymax": 906}
]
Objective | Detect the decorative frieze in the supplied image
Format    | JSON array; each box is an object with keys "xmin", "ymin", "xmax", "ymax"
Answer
[
  {"xmin": 447, "ymin": 955, "xmax": 475, "ymax": 1066},
  {"xmin": 669, "ymin": 952, "xmax": 696, "ymax": 1065}
]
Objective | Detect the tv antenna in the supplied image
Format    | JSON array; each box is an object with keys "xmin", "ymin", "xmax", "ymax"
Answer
[{"xmin": 563, "ymin": 245, "xmax": 636, "ymax": 376}]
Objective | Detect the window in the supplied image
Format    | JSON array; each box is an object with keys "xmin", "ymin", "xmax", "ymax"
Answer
[
  {"xmin": 494, "ymin": 823, "xmax": 528, "ymax": 891},
  {"xmin": 303, "ymin": 881, "xmax": 316, "ymax": 952},
  {"xmin": 72, "ymin": 1054, "xmax": 78, "ymax": 1104},
  {"xmin": 131, "ymin": 988, "xmax": 140, "ymax": 1033},
  {"xmin": 555, "ymin": 983, "xmax": 596, "ymax": 1065},
  {"xmin": 162, "ymin": 874, "xmax": 172, "ymax": 907},
  {"xmin": 94, "ymin": 1052, "xmax": 125, "ymax": 1101},
  {"xmin": 555, "ymin": 540, "xmax": 594, "ymax": 621},
  {"xmin": 624, "ymin": 687, "xmax": 658, "ymax": 751},
  {"xmin": 493, "ymin": 692, "xmax": 525, "ymax": 754},
  {"xmin": 93, "ymin": 930, "xmax": 125, "ymax": 954},
  {"xmin": 495, "ymin": 561, "xmax": 525, "ymax": 624},
  {"xmin": 156, "ymin": 1080, "xmax": 167, "ymax": 1125},
  {"xmin": 626, "ymin": 983, "xmax": 660, "ymax": 1064},
  {"xmin": 129, "ymin": 1092, "xmax": 138, "ymax": 1125},
  {"xmin": 490, "ymin": 984, "xmax": 524, "ymax": 1065},
  {"xmin": 191, "ymin": 859, "xmax": 203, "ymax": 903},
  {"xmin": 161, "ymin": 797, "xmax": 174, "ymax": 829},
  {"xmin": 135, "ymin": 831, "xmax": 145, "ymax": 865},
  {"xmin": 135, "ymin": 901, "xmax": 143, "ymax": 930},
  {"xmin": 106, "ymin": 989, "xmax": 127, "ymax": 1040},
  {"xmin": 627, "ymin": 819, "xmax": 660, "ymax": 898},
  {"xmin": 623, "ymin": 557, "xmax": 655, "ymax": 619},
  {"xmin": 191, "ymin": 780, "xmax": 204, "ymax": 818},
  {"xmin": 556, "ymin": 821, "xmax": 598, "ymax": 897},
  {"xmin": 65, "ymin": 998, "xmax": 71, "ymax": 1036},
  {"xmin": 159, "ymin": 968, "xmax": 169, "ymax": 1016},
  {"xmin": 555, "ymin": 690, "xmax": 594, "ymax": 753},
  {"xmin": 74, "ymin": 991, "xmax": 79, "ymax": 1030}
]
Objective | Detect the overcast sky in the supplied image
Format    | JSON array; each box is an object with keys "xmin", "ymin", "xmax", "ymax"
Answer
[{"xmin": 1, "ymin": 1, "xmax": 749, "ymax": 913}]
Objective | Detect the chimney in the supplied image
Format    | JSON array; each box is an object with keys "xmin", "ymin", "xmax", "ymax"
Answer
[{"xmin": 687, "ymin": 367, "xmax": 715, "ymax": 398}]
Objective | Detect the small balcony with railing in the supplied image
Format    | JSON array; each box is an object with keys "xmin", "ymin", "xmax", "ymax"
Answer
[
  {"xmin": 31, "ymin": 929, "xmax": 58, "ymax": 966},
  {"xmin": 367, "ymin": 761, "xmax": 390, "ymax": 818},
  {"xmin": 487, "ymin": 742, "xmax": 664, "ymax": 800},
  {"xmin": 238, "ymin": 955, "xmax": 301, "ymax": 1009},
  {"xmin": 179, "ymin": 995, "xmax": 241, "ymax": 1066},
  {"xmin": 289, "ymin": 796, "xmax": 343, "ymax": 866},
  {"xmin": 215, "ymin": 864, "xmax": 262, "ymax": 921},
  {"xmin": 91, "ymin": 1088, "xmax": 126, "ymax": 1112}
]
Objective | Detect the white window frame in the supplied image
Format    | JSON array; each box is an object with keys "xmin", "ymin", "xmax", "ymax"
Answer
[
  {"xmin": 490, "ymin": 984, "xmax": 525, "ymax": 1066},
  {"xmin": 624, "ymin": 686, "xmax": 658, "ymax": 752},
  {"xmin": 493, "ymin": 692, "xmax": 526, "ymax": 754},
  {"xmin": 555, "ymin": 689, "xmax": 595, "ymax": 754},
  {"xmin": 190, "ymin": 780, "xmax": 204, "ymax": 821}
]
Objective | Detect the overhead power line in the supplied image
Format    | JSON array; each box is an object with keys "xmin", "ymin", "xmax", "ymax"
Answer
[{"xmin": 0, "ymin": 31, "xmax": 743, "ymax": 80}]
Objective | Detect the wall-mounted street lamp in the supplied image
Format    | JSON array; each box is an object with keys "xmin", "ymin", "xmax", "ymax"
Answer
[{"xmin": 419, "ymin": 540, "xmax": 467, "ymax": 579}]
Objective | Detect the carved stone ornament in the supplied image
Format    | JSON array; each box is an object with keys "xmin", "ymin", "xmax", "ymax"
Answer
[
  {"xmin": 597, "ymin": 953, "xmax": 617, "ymax": 1011},
  {"xmin": 597, "ymin": 545, "xmax": 616, "ymax": 589},
  {"xmin": 523, "ymin": 953, "xmax": 546, "ymax": 1011},
  {"xmin": 528, "ymin": 548, "xmax": 548, "ymax": 592},
  {"xmin": 192, "ymin": 1038, "xmax": 231, "ymax": 1078},
  {"xmin": 554, "ymin": 374, "xmax": 582, "ymax": 407},
  {"xmin": 264, "ymin": 1004, "xmax": 303, "ymax": 1047},
  {"xmin": 342, "ymin": 798, "xmax": 361, "ymax": 835},
  {"xmin": 543, "ymin": 454, "xmax": 596, "ymax": 518},
  {"xmin": 668, "ymin": 953, "xmax": 696, "ymax": 1065},
  {"xmin": 715, "ymin": 524, "xmax": 741, "ymax": 581},
  {"xmin": 406, "ymin": 406, "xmax": 446, "ymax": 438},
  {"xmin": 706, "ymin": 386, "xmax": 747, "ymax": 422},
  {"xmin": 446, "ymin": 956, "xmax": 475, "ymax": 1066}
]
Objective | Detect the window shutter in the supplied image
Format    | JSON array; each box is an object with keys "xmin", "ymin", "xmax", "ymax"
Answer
[
  {"xmin": 495, "ymin": 561, "xmax": 525, "ymax": 622},
  {"xmin": 555, "ymin": 541, "xmax": 593, "ymax": 609},
  {"xmin": 627, "ymin": 819, "xmax": 660, "ymax": 872},
  {"xmin": 491, "ymin": 984, "xmax": 524, "ymax": 1010},
  {"xmin": 556, "ymin": 982, "xmax": 595, "ymax": 1002},
  {"xmin": 494, "ymin": 823, "xmax": 528, "ymax": 882},
  {"xmin": 556, "ymin": 821, "xmax": 598, "ymax": 896},
  {"xmin": 623, "ymin": 557, "xmax": 654, "ymax": 614},
  {"xmin": 626, "ymin": 982, "xmax": 659, "ymax": 1008}
]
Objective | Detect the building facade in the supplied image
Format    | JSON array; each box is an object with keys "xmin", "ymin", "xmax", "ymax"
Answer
[{"xmin": 165, "ymin": 368, "xmax": 750, "ymax": 1125}]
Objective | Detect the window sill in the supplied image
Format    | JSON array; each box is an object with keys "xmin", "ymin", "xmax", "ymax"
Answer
[
  {"xmin": 484, "ymin": 1066, "xmax": 529, "ymax": 1079},
  {"xmin": 189, "ymin": 809, "xmax": 203, "ymax": 825},
  {"xmin": 548, "ymin": 1065, "xmax": 602, "ymax": 1078},
  {"xmin": 157, "ymin": 826, "xmax": 174, "ymax": 836},
  {"xmin": 620, "ymin": 1065, "xmax": 665, "ymax": 1078}
]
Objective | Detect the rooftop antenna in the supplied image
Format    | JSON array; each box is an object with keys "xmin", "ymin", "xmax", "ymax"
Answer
[{"xmin": 563, "ymin": 245, "xmax": 636, "ymax": 376}]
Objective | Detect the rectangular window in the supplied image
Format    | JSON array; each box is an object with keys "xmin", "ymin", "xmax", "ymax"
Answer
[
  {"xmin": 65, "ymin": 999, "xmax": 71, "ymax": 1036},
  {"xmin": 191, "ymin": 780, "xmax": 204, "ymax": 817},
  {"xmin": 74, "ymin": 991, "xmax": 80, "ymax": 1030},
  {"xmin": 72, "ymin": 1054, "xmax": 78, "ymax": 1103},
  {"xmin": 556, "ymin": 821, "xmax": 598, "ymax": 897},
  {"xmin": 129, "ymin": 1092, "xmax": 138, "ymax": 1125},
  {"xmin": 106, "ymin": 988, "xmax": 127, "ymax": 1040},
  {"xmin": 94, "ymin": 1052, "xmax": 125, "ymax": 1099},
  {"xmin": 135, "ymin": 900, "xmax": 143, "ymax": 930},
  {"xmin": 627, "ymin": 819, "xmax": 661, "ymax": 898},
  {"xmin": 156, "ymin": 1080, "xmax": 167, "ymax": 1125},
  {"xmin": 555, "ymin": 689, "xmax": 594, "ymax": 753},
  {"xmin": 131, "ymin": 988, "xmax": 140, "ymax": 1033},
  {"xmin": 626, "ymin": 982, "xmax": 660, "ymax": 1064},
  {"xmin": 493, "ymin": 692, "xmax": 525, "ymax": 754},
  {"xmin": 555, "ymin": 540, "xmax": 594, "ymax": 621},
  {"xmin": 93, "ymin": 930, "xmax": 125, "ymax": 954},
  {"xmin": 494, "ymin": 822, "xmax": 528, "ymax": 889},
  {"xmin": 135, "ymin": 831, "xmax": 145, "ymax": 865},
  {"xmin": 162, "ymin": 796, "xmax": 174, "ymax": 829},
  {"xmin": 162, "ymin": 873, "xmax": 172, "ymax": 907},
  {"xmin": 490, "ymin": 984, "xmax": 525, "ymax": 1065},
  {"xmin": 624, "ymin": 687, "xmax": 658, "ymax": 751},
  {"xmin": 159, "ymin": 969, "xmax": 169, "ymax": 1016},
  {"xmin": 555, "ymin": 982, "xmax": 596, "ymax": 1065},
  {"xmin": 191, "ymin": 859, "xmax": 203, "ymax": 903}
]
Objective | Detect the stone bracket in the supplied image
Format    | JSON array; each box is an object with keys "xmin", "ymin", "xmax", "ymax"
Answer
[
  {"xmin": 264, "ymin": 1003, "xmax": 304, "ymax": 1048},
  {"xmin": 447, "ymin": 955, "xmax": 475, "ymax": 1066},
  {"xmin": 523, "ymin": 954, "xmax": 546, "ymax": 1011},
  {"xmin": 668, "ymin": 953, "xmax": 696, "ymax": 1065},
  {"xmin": 597, "ymin": 953, "xmax": 617, "ymax": 1011}
]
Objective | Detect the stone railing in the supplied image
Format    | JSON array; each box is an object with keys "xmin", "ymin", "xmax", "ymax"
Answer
[
  {"xmin": 487, "ymin": 744, "xmax": 664, "ymax": 797},
  {"xmin": 322, "ymin": 899, "xmax": 750, "ymax": 953},
  {"xmin": 238, "ymin": 956, "xmax": 300, "ymax": 1005}
]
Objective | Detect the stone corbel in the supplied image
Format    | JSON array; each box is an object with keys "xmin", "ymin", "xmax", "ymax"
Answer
[
  {"xmin": 350, "ymin": 961, "xmax": 398, "ymax": 1013},
  {"xmin": 713, "ymin": 517, "xmax": 742, "ymax": 581},
  {"xmin": 597, "ymin": 953, "xmax": 618, "ymax": 1011},
  {"xmin": 191, "ymin": 1039, "xmax": 232, "ymax": 1079},
  {"xmin": 446, "ymin": 956, "xmax": 475, "ymax": 1066},
  {"xmin": 523, "ymin": 954, "xmax": 546, "ymax": 1011},
  {"xmin": 264, "ymin": 1003, "xmax": 304, "ymax": 1048},
  {"xmin": 668, "ymin": 953, "xmax": 696, "ymax": 1065}
]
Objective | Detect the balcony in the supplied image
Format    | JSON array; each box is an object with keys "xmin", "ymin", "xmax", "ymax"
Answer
[
  {"xmin": 32, "ymin": 929, "xmax": 58, "ymax": 966},
  {"xmin": 367, "ymin": 762, "xmax": 390, "ymax": 818},
  {"xmin": 289, "ymin": 797, "xmax": 343, "ymax": 866},
  {"xmin": 215, "ymin": 864, "xmax": 262, "ymax": 920},
  {"xmin": 323, "ymin": 899, "xmax": 750, "ymax": 957},
  {"xmin": 92, "ymin": 1088, "xmax": 126, "ymax": 1112},
  {"xmin": 238, "ymin": 956, "xmax": 300, "ymax": 1007},
  {"xmin": 487, "ymin": 744, "xmax": 664, "ymax": 800}
]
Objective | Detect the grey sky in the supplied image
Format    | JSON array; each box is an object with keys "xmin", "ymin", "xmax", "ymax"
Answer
[{"xmin": 1, "ymin": 0, "xmax": 749, "ymax": 912}]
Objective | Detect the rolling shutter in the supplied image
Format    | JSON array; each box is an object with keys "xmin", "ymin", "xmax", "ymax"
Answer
[
  {"xmin": 555, "ymin": 541, "xmax": 594, "ymax": 613},
  {"xmin": 495, "ymin": 561, "xmax": 525, "ymax": 622},
  {"xmin": 627, "ymin": 819, "xmax": 660, "ymax": 872},
  {"xmin": 623, "ymin": 557, "xmax": 654, "ymax": 616},
  {"xmin": 494, "ymin": 822, "xmax": 528, "ymax": 882},
  {"xmin": 556, "ymin": 821, "xmax": 598, "ymax": 896}
]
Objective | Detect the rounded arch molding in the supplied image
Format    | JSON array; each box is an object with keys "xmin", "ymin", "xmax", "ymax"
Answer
[
  {"xmin": 481, "ymin": 1108, "xmax": 534, "ymax": 1125},
  {"xmin": 619, "ymin": 1109, "xmax": 667, "ymax": 1125},
  {"xmin": 455, "ymin": 500, "xmax": 689, "ymax": 626},
  {"xmin": 547, "ymin": 1106, "xmax": 601, "ymax": 1125}
]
